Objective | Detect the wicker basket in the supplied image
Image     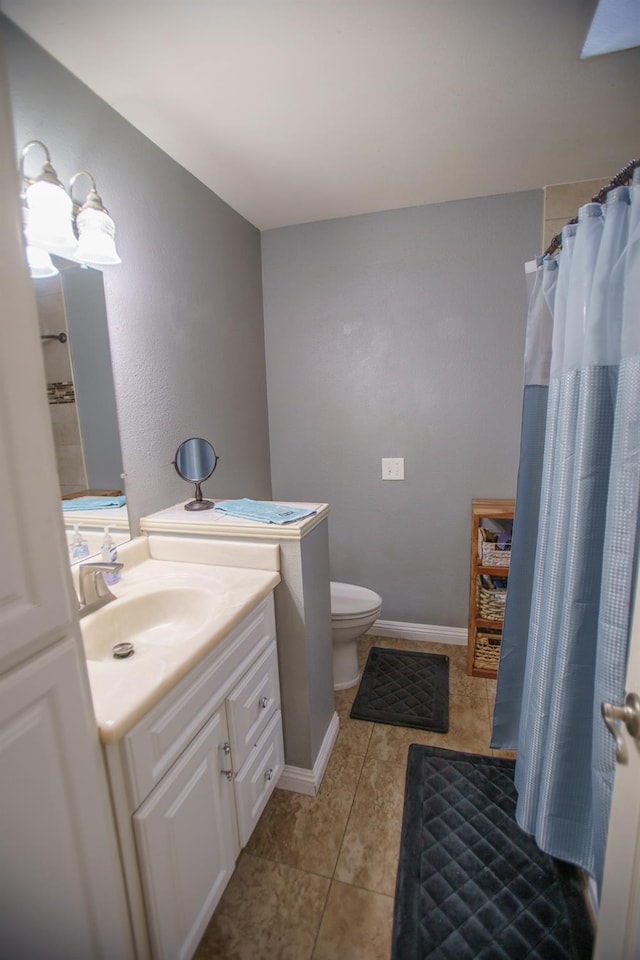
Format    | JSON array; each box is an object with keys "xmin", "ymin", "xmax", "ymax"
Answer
[
  {"xmin": 476, "ymin": 576, "xmax": 507, "ymax": 620},
  {"xmin": 480, "ymin": 542, "xmax": 511, "ymax": 568},
  {"xmin": 473, "ymin": 631, "xmax": 502, "ymax": 670}
]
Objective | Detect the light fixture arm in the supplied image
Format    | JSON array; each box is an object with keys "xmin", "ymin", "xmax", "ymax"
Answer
[
  {"xmin": 70, "ymin": 170, "xmax": 108, "ymax": 214},
  {"xmin": 19, "ymin": 140, "xmax": 66, "ymax": 191}
]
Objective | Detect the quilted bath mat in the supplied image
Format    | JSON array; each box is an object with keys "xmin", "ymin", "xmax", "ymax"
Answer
[
  {"xmin": 393, "ymin": 745, "xmax": 593, "ymax": 960},
  {"xmin": 349, "ymin": 646, "xmax": 449, "ymax": 732}
]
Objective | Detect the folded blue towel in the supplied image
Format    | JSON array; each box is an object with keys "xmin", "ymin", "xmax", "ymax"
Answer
[
  {"xmin": 214, "ymin": 499, "xmax": 316, "ymax": 525},
  {"xmin": 62, "ymin": 496, "xmax": 127, "ymax": 512}
]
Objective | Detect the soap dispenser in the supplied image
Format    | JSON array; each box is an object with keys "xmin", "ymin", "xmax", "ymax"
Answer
[
  {"xmin": 70, "ymin": 525, "xmax": 90, "ymax": 561},
  {"xmin": 101, "ymin": 527, "xmax": 121, "ymax": 585}
]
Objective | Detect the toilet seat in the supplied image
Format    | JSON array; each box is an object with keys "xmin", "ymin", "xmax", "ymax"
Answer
[{"xmin": 330, "ymin": 581, "xmax": 382, "ymax": 620}]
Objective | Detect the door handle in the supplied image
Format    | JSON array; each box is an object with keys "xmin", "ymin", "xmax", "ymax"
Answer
[{"xmin": 601, "ymin": 693, "xmax": 640, "ymax": 764}]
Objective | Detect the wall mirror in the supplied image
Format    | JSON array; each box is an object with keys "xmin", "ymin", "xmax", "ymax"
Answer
[
  {"xmin": 33, "ymin": 256, "xmax": 130, "ymax": 558},
  {"xmin": 173, "ymin": 438, "xmax": 218, "ymax": 511}
]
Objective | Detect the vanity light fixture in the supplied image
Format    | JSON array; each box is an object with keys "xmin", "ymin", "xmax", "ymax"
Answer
[
  {"xmin": 70, "ymin": 171, "xmax": 121, "ymax": 266},
  {"xmin": 20, "ymin": 140, "xmax": 77, "ymax": 256},
  {"xmin": 18, "ymin": 141, "xmax": 122, "ymax": 276}
]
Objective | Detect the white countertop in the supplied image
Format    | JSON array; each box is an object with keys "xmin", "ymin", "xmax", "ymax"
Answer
[
  {"xmin": 80, "ymin": 540, "xmax": 280, "ymax": 744},
  {"xmin": 140, "ymin": 500, "xmax": 329, "ymax": 540}
]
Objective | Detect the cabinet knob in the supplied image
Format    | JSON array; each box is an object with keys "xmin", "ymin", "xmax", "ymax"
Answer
[
  {"xmin": 220, "ymin": 768, "xmax": 233, "ymax": 781},
  {"xmin": 265, "ymin": 768, "xmax": 274, "ymax": 781},
  {"xmin": 222, "ymin": 741, "xmax": 231, "ymax": 755},
  {"xmin": 259, "ymin": 697, "xmax": 269, "ymax": 710}
]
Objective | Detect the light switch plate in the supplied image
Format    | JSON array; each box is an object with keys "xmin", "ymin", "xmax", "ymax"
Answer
[{"xmin": 382, "ymin": 458, "xmax": 404, "ymax": 480}]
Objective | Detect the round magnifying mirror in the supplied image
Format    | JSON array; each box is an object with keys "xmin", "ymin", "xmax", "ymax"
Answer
[{"xmin": 173, "ymin": 438, "xmax": 218, "ymax": 511}]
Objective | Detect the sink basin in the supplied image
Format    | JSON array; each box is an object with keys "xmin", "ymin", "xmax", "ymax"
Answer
[{"xmin": 82, "ymin": 587, "xmax": 214, "ymax": 662}]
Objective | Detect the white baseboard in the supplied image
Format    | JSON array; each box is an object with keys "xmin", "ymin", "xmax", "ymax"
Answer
[
  {"xmin": 367, "ymin": 618, "xmax": 467, "ymax": 645},
  {"xmin": 278, "ymin": 710, "xmax": 340, "ymax": 797}
]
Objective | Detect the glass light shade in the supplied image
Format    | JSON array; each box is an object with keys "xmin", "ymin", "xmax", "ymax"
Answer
[
  {"xmin": 26, "ymin": 244, "xmax": 59, "ymax": 279},
  {"xmin": 25, "ymin": 179, "xmax": 77, "ymax": 255},
  {"xmin": 75, "ymin": 206, "xmax": 121, "ymax": 265}
]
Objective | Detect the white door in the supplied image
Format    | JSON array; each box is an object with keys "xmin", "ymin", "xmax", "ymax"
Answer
[
  {"xmin": 0, "ymin": 55, "xmax": 133, "ymax": 959},
  {"xmin": 594, "ymin": 559, "xmax": 640, "ymax": 958}
]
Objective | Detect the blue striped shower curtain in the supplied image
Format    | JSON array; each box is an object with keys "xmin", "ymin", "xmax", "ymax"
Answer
[{"xmin": 492, "ymin": 170, "xmax": 640, "ymax": 890}]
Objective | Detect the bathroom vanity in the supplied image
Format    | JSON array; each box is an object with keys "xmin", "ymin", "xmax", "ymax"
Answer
[
  {"xmin": 73, "ymin": 500, "xmax": 338, "ymax": 958},
  {"xmin": 77, "ymin": 536, "xmax": 283, "ymax": 959},
  {"xmin": 140, "ymin": 500, "xmax": 338, "ymax": 796}
]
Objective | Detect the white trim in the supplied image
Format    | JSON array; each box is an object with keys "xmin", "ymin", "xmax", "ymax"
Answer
[
  {"xmin": 277, "ymin": 711, "xmax": 340, "ymax": 796},
  {"xmin": 367, "ymin": 618, "xmax": 467, "ymax": 645}
]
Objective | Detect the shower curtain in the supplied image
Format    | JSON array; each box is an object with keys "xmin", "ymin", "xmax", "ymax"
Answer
[{"xmin": 492, "ymin": 169, "xmax": 640, "ymax": 890}]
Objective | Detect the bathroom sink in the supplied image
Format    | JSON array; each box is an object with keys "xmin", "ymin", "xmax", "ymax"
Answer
[
  {"xmin": 81, "ymin": 586, "xmax": 213, "ymax": 662},
  {"xmin": 76, "ymin": 546, "xmax": 281, "ymax": 743}
]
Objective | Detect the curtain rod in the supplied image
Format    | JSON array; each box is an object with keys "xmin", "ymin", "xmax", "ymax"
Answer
[{"xmin": 544, "ymin": 157, "xmax": 640, "ymax": 258}]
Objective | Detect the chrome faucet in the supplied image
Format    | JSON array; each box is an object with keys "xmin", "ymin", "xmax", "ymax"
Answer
[{"xmin": 78, "ymin": 561, "xmax": 124, "ymax": 617}]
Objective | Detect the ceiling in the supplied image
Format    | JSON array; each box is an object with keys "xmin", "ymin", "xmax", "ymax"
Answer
[{"xmin": 2, "ymin": 0, "xmax": 640, "ymax": 230}]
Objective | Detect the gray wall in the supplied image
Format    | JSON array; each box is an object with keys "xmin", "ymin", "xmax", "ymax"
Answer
[
  {"xmin": 2, "ymin": 17, "xmax": 272, "ymax": 531},
  {"xmin": 262, "ymin": 192, "xmax": 542, "ymax": 627}
]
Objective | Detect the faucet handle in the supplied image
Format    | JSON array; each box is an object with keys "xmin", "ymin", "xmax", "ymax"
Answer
[{"xmin": 78, "ymin": 561, "xmax": 124, "ymax": 608}]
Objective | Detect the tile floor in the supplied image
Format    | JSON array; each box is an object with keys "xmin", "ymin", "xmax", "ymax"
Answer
[{"xmin": 194, "ymin": 634, "xmax": 512, "ymax": 960}]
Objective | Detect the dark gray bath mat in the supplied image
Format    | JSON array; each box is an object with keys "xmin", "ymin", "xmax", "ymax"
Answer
[
  {"xmin": 350, "ymin": 646, "xmax": 449, "ymax": 732},
  {"xmin": 393, "ymin": 745, "xmax": 593, "ymax": 960}
]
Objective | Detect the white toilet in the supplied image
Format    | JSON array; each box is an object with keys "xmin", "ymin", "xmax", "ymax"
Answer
[{"xmin": 330, "ymin": 581, "xmax": 383, "ymax": 690}]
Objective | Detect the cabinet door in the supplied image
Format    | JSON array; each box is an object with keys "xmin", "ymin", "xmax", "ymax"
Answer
[{"xmin": 133, "ymin": 708, "xmax": 238, "ymax": 960}]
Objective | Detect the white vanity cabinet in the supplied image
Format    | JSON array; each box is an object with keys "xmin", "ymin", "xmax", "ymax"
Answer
[{"xmin": 105, "ymin": 593, "xmax": 284, "ymax": 960}]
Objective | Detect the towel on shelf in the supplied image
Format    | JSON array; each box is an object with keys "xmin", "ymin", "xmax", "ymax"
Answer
[
  {"xmin": 62, "ymin": 496, "xmax": 127, "ymax": 512},
  {"xmin": 214, "ymin": 498, "xmax": 316, "ymax": 525}
]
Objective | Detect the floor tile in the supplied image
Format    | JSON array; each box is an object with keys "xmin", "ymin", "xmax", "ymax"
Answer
[
  {"xmin": 357, "ymin": 634, "xmax": 386, "ymax": 668},
  {"xmin": 362, "ymin": 636, "xmax": 467, "ymax": 659},
  {"xmin": 244, "ymin": 749, "xmax": 364, "ymax": 876},
  {"xmin": 335, "ymin": 756, "xmax": 405, "ymax": 896},
  {"xmin": 449, "ymin": 663, "xmax": 489, "ymax": 699},
  {"xmin": 195, "ymin": 853, "xmax": 330, "ymax": 960},
  {"xmin": 334, "ymin": 688, "xmax": 374, "ymax": 756},
  {"xmin": 312, "ymin": 881, "xmax": 394, "ymax": 960},
  {"xmin": 334, "ymin": 686, "xmax": 358, "ymax": 715},
  {"xmin": 365, "ymin": 722, "xmax": 437, "ymax": 765},
  {"xmin": 367, "ymin": 693, "xmax": 492, "ymax": 763}
]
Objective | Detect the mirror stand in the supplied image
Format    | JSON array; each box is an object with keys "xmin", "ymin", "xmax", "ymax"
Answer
[{"xmin": 185, "ymin": 481, "xmax": 214, "ymax": 511}]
